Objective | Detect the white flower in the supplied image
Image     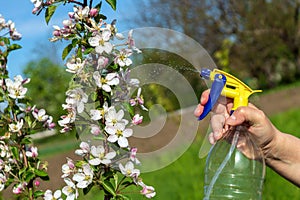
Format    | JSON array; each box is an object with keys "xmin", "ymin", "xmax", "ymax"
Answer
[
  {"xmin": 66, "ymin": 58, "xmax": 85, "ymax": 74},
  {"xmin": 9, "ymin": 119, "xmax": 23, "ymax": 133},
  {"xmin": 31, "ymin": 0, "xmax": 42, "ymax": 8},
  {"xmin": 75, "ymin": 142, "xmax": 90, "ymax": 157},
  {"xmin": 72, "ymin": 164, "xmax": 93, "ymax": 189},
  {"xmin": 0, "ymin": 141, "xmax": 11, "ymax": 158},
  {"xmin": 65, "ymin": 88, "xmax": 88, "ymax": 113},
  {"xmin": 32, "ymin": 109, "xmax": 49, "ymax": 122},
  {"xmin": 58, "ymin": 108, "xmax": 76, "ymax": 127},
  {"xmin": 105, "ymin": 123, "xmax": 133, "ymax": 148},
  {"xmin": 105, "ymin": 107, "xmax": 128, "ymax": 127},
  {"xmin": 25, "ymin": 146, "xmax": 38, "ymax": 158},
  {"xmin": 62, "ymin": 178, "xmax": 78, "ymax": 200},
  {"xmin": 90, "ymin": 102, "xmax": 109, "ymax": 121},
  {"xmin": 93, "ymin": 71, "xmax": 119, "ymax": 92},
  {"xmin": 88, "ymin": 29, "xmax": 113, "ymax": 54},
  {"xmin": 62, "ymin": 158, "xmax": 75, "ymax": 178},
  {"xmin": 5, "ymin": 75, "xmax": 30, "ymax": 99},
  {"xmin": 88, "ymin": 145, "xmax": 116, "ymax": 166},
  {"xmin": 140, "ymin": 183, "xmax": 156, "ymax": 198},
  {"xmin": 0, "ymin": 173, "xmax": 7, "ymax": 191},
  {"xmin": 44, "ymin": 189, "xmax": 62, "ymax": 200},
  {"xmin": 73, "ymin": 6, "xmax": 89, "ymax": 20},
  {"xmin": 119, "ymin": 161, "xmax": 140, "ymax": 177},
  {"xmin": 114, "ymin": 49, "xmax": 133, "ymax": 67}
]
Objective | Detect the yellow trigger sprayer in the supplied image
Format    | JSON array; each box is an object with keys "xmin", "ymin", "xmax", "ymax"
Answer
[
  {"xmin": 198, "ymin": 68, "xmax": 265, "ymax": 199},
  {"xmin": 198, "ymin": 68, "xmax": 262, "ymax": 120}
]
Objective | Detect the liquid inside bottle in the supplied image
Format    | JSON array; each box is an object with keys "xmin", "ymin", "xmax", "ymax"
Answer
[{"xmin": 204, "ymin": 126, "xmax": 265, "ymax": 200}]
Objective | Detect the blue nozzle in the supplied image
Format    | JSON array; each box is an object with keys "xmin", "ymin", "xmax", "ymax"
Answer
[
  {"xmin": 199, "ymin": 73, "xmax": 226, "ymax": 120},
  {"xmin": 200, "ymin": 69, "xmax": 212, "ymax": 80}
]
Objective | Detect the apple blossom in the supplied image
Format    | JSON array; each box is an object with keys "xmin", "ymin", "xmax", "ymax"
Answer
[
  {"xmin": 66, "ymin": 58, "xmax": 85, "ymax": 74},
  {"xmin": 74, "ymin": 142, "xmax": 90, "ymax": 157},
  {"xmin": 72, "ymin": 164, "xmax": 93, "ymax": 188},
  {"xmin": 105, "ymin": 106, "xmax": 129, "ymax": 126},
  {"xmin": 114, "ymin": 49, "xmax": 133, "ymax": 67},
  {"xmin": 93, "ymin": 71, "xmax": 119, "ymax": 93},
  {"xmin": 105, "ymin": 123, "xmax": 133, "ymax": 148},
  {"xmin": 25, "ymin": 146, "xmax": 38, "ymax": 158},
  {"xmin": 32, "ymin": 108, "xmax": 49, "ymax": 122},
  {"xmin": 119, "ymin": 161, "xmax": 140, "ymax": 178},
  {"xmin": 88, "ymin": 145, "xmax": 116, "ymax": 165},
  {"xmin": 8, "ymin": 119, "xmax": 23, "ymax": 133},
  {"xmin": 44, "ymin": 189, "xmax": 62, "ymax": 200},
  {"xmin": 0, "ymin": 173, "xmax": 7, "ymax": 191},
  {"xmin": 62, "ymin": 178, "xmax": 78, "ymax": 200},
  {"xmin": 88, "ymin": 29, "xmax": 113, "ymax": 54}
]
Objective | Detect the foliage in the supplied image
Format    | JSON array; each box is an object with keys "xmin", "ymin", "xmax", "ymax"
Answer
[{"xmin": 131, "ymin": 0, "xmax": 300, "ymax": 89}]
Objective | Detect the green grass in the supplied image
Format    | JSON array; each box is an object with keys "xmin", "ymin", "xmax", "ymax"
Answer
[{"xmin": 35, "ymin": 107, "xmax": 300, "ymax": 199}]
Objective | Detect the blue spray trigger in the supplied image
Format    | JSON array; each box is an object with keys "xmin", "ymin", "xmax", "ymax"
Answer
[{"xmin": 198, "ymin": 73, "xmax": 227, "ymax": 120}]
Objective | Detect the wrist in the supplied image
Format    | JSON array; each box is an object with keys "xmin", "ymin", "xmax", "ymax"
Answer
[{"xmin": 261, "ymin": 128, "xmax": 284, "ymax": 165}]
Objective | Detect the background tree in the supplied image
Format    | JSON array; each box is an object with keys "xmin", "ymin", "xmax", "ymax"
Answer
[
  {"xmin": 130, "ymin": 0, "xmax": 300, "ymax": 89},
  {"xmin": 23, "ymin": 58, "xmax": 71, "ymax": 122}
]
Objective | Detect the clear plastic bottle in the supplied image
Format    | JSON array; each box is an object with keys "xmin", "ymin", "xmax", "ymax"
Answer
[{"xmin": 203, "ymin": 126, "xmax": 265, "ymax": 200}]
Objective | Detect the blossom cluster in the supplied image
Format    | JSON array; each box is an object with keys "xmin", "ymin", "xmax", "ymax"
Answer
[
  {"xmin": 0, "ymin": 14, "xmax": 22, "ymax": 40},
  {"xmin": 0, "ymin": 14, "xmax": 55, "ymax": 199},
  {"xmin": 29, "ymin": 1, "xmax": 156, "ymax": 199}
]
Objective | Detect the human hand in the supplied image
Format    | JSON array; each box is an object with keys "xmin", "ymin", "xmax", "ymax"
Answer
[{"xmin": 194, "ymin": 90, "xmax": 277, "ymax": 150}]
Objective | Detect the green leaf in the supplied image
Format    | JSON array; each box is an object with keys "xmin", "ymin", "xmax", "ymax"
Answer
[
  {"xmin": 116, "ymin": 194, "xmax": 130, "ymax": 200},
  {"xmin": 21, "ymin": 137, "xmax": 32, "ymax": 145},
  {"xmin": 83, "ymin": 47, "xmax": 94, "ymax": 55},
  {"xmin": 25, "ymin": 171, "xmax": 35, "ymax": 182},
  {"xmin": 83, "ymin": 182, "xmax": 94, "ymax": 195},
  {"xmin": 123, "ymin": 102, "xmax": 134, "ymax": 117},
  {"xmin": 10, "ymin": 146, "xmax": 19, "ymax": 160},
  {"xmin": 105, "ymin": 0, "xmax": 117, "ymax": 10},
  {"xmin": 45, "ymin": 5, "xmax": 57, "ymax": 24},
  {"xmin": 90, "ymin": 91, "xmax": 98, "ymax": 102},
  {"xmin": 7, "ymin": 44, "xmax": 22, "ymax": 52},
  {"xmin": 102, "ymin": 180, "xmax": 116, "ymax": 197},
  {"xmin": 34, "ymin": 169, "xmax": 48, "ymax": 177},
  {"xmin": 34, "ymin": 190, "xmax": 45, "ymax": 198},
  {"xmin": 34, "ymin": 169, "xmax": 49, "ymax": 180},
  {"xmin": 62, "ymin": 44, "xmax": 73, "ymax": 60}
]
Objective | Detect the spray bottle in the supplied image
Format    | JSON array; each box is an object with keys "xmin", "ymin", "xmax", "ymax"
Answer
[{"xmin": 199, "ymin": 68, "xmax": 265, "ymax": 199}]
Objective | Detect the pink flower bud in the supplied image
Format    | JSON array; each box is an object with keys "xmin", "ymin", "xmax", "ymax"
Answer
[
  {"xmin": 34, "ymin": 180, "xmax": 40, "ymax": 187},
  {"xmin": 32, "ymin": 7, "xmax": 39, "ymax": 14},
  {"xmin": 132, "ymin": 114, "xmax": 143, "ymax": 125},
  {"xmin": 53, "ymin": 30, "xmax": 61, "ymax": 37},
  {"xmin": 90, "ymin": 8, "xmax": 98, "ymax": 17}
]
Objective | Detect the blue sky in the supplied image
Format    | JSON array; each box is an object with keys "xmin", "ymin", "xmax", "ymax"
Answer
[{"xmin": 0, "ymin": 0, "xmax": 137, "ymax": 77}]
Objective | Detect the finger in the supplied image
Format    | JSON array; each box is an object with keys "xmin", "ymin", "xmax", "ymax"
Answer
[
  {"xmin": 194, "ymin": 104, "xmax": 204, "ymax": 117},
  {"xmin": 200, "ymin": 89, "xmax": 210, "ymax": 105},
  {"xmin": 226, "ymin": 106, "xmax": 265, "ymax": 126},
  {"xmin": 210, "ymin": 113, "xmax": 226, "ymax": 140},
  {"xmin": 208, "ymin": 132, "xmax": 216, "ymax": 145}
]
